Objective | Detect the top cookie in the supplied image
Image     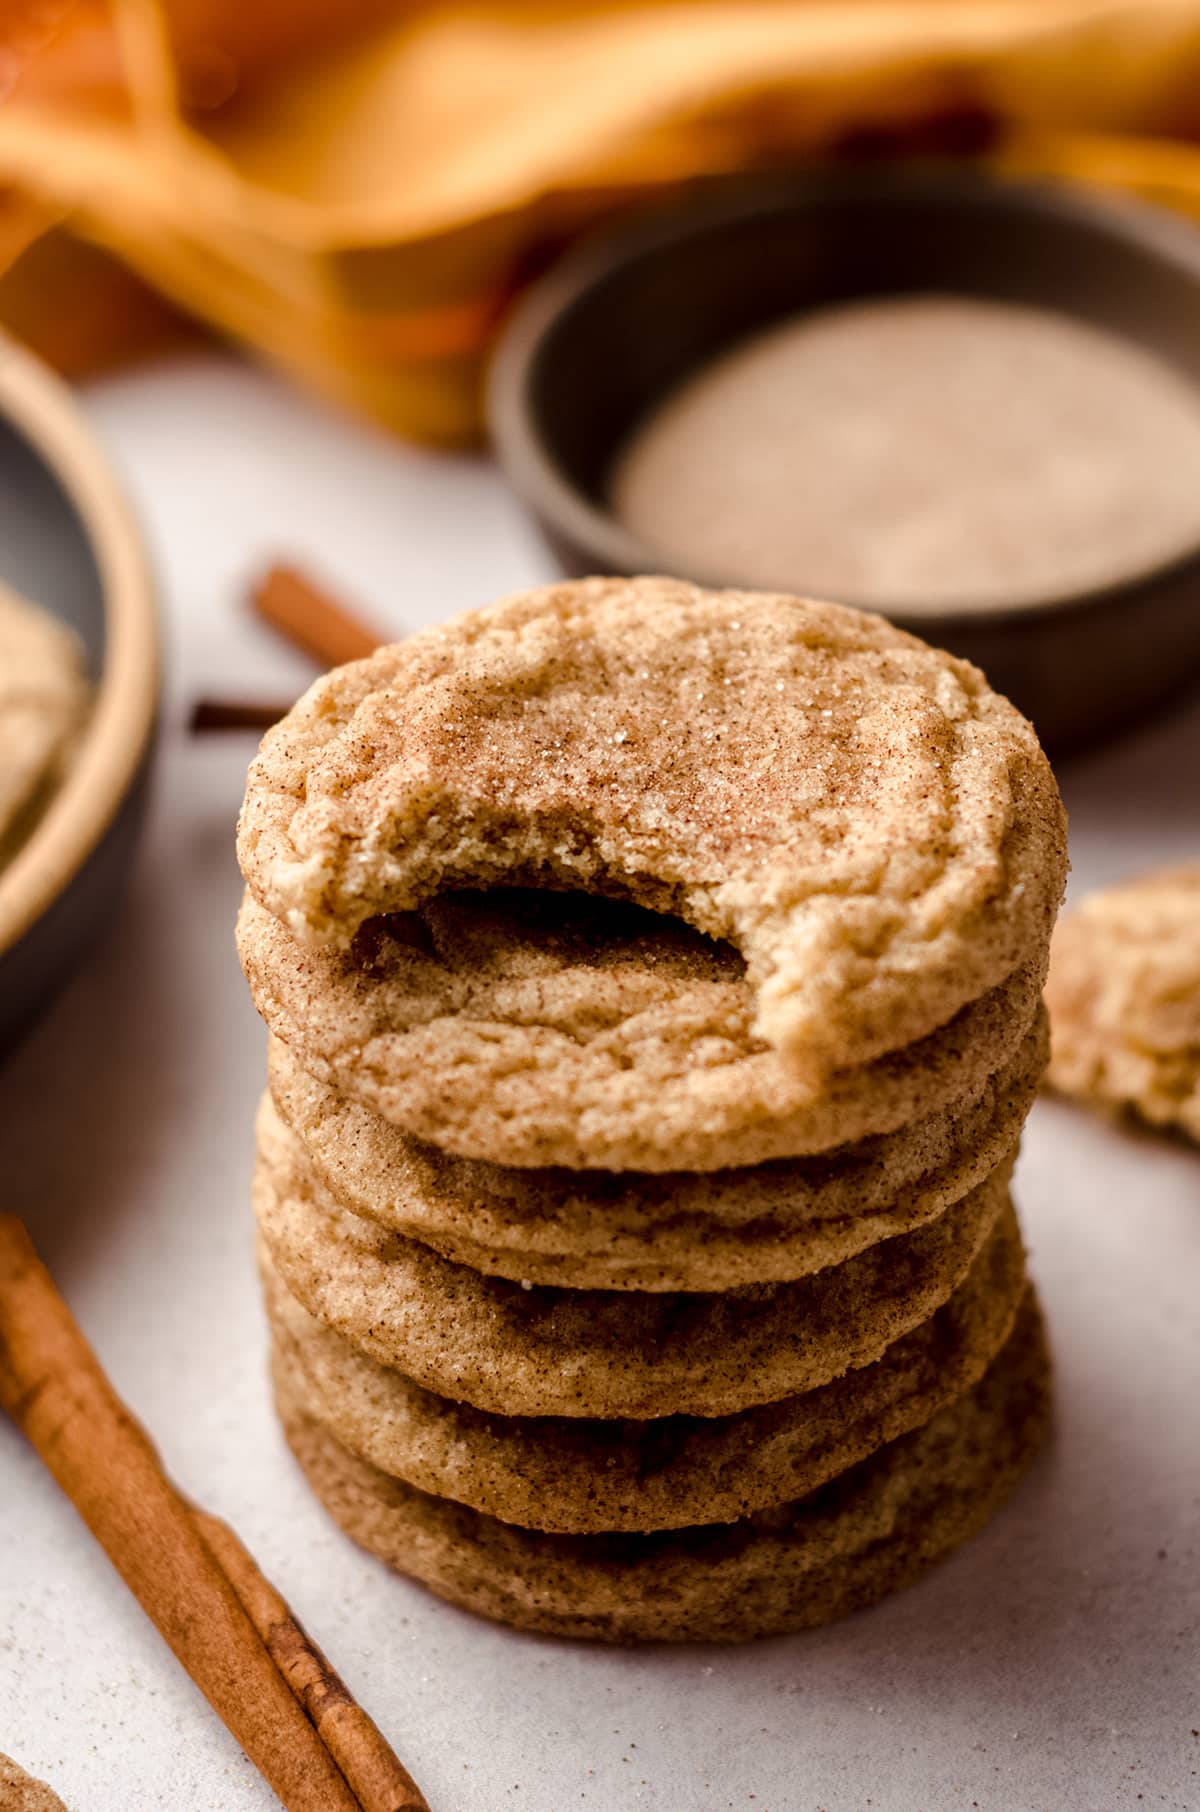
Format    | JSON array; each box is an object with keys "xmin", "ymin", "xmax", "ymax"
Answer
[
  {"xmin": 1046, "ymin": 865, "xmax": 1200, "ymax": 1142},
  {"xmin": 238, "ymin": 579, "xmax": 1065, "ymax": 1081}
]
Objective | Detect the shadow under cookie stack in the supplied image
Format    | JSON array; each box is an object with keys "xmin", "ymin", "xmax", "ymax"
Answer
[{"xmin": 236, "ymin": 578, "xmax": 1068, "ymax": 1643}]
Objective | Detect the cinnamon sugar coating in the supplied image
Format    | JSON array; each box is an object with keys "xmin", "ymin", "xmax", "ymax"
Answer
[
  {"xmin": 264, "ymin": 1206, "xmax": 1026, "ymax": 1533},
  {"xmin": 253, "ymin": 1093, "xmax": 1010, "ymax": 1421},
  {"xmin": 238, "ymin": 886, "xmax": 1047, "ymax": 1172},
  {"xmin": 266, "ymin": 1014, "xmax": 1045, "ymax": 1290},
  {"xmin": 238, "ymin": 579, "xmax": 1065, "ymax": 1084},
  {"xmin": 276, "ymin": 1292, "xmax": 1051, "ymax": 1643}
]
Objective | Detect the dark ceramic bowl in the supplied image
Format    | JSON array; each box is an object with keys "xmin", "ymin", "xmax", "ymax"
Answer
[
  {"xmin": 0, "ymin": 334, "xmax": 158, "ymax": 1055},
  {"xmin": 489, "ymin": 168, "xmax": 1200, "ymax": 751}
]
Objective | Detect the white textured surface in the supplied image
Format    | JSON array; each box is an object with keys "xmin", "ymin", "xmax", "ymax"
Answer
[{"xmin": 1, "ymin": 355, "xmax": 1197, "ymax": 1812}]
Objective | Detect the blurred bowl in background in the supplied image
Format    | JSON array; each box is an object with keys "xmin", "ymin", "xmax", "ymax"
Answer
[
  {"xmin": 489, "ymin": 168, "xmax": 1200, "ymax": 752},
  {"xmin": 0, "ymin": 334, "xmax": 159, "ymax": 1055}
]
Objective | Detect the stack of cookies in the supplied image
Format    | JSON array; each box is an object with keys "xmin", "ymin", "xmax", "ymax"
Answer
[{"xmin": 236, "ymin": 578, "xmax": 1067, "ymax": 1643}]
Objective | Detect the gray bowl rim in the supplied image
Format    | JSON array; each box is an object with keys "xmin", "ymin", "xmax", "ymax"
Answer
[
  {"xmin": 0, "ymin": 334, "xmax": 159, "ymax": 959},
  {"xmin": 487, "ymin": 164, "xmax": 1200, "ymax": 634}
]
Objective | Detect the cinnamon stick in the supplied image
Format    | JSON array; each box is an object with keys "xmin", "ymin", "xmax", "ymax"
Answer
[
  {"xmin": 189, "ymin": 697, "xmax": 292, "ymax": 734},
  {"xmin": 196, "ymin": 565, "xmax": 389, "ymax": 732},
  {"xmin": 250, "ymin": 564, "xmax": 384, "ymax": 668},
  {"xmin": 195, "ymin": 1512, "xmax": 429, "ymax": 1812},
  {"xmin": 0, "ymin": 1216, "xmax": 428, "ymax": 1812}
]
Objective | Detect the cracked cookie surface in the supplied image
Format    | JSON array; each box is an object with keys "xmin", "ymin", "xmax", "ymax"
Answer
[{"xmin": 238, "ymin": 579, "xmax": 1065, "ymax": 1085}]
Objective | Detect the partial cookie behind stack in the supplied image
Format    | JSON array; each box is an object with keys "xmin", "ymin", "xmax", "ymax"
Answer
[
  {"xmin": 1046, "ymin": 865, "xmax": 1200, "ymax": 1142},
  {"xmin": 237, "ymin": 578, "xmax": 1067, "ymax": 1642}
]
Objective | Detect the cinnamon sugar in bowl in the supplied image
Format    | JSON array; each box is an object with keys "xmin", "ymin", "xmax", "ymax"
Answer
[{"xmin": 490, "ymin": 169, "xmax": 1200, "ymax": 751}]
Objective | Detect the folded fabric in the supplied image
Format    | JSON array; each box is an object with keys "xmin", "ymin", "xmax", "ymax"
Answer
[{"xmin": 4, "ymin": 0, "xmax": 1200, "ymax": 442}]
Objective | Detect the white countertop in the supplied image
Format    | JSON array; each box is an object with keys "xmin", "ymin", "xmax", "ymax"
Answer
[{"xmin": 1, "ymin": 355, "xmax": 1197, "ymax": 1812}]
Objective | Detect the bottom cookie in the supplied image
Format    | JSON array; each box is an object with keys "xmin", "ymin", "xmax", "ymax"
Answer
[{"xmin": 276, "ymin": 1291, "xmax": 1051, "ymax": 1643}]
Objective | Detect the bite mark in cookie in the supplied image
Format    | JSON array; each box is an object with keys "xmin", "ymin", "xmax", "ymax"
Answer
[
  {"xmin": 238, "ymin": 579, "xmax": 1066, "ymax": 1082},
  {"xmin": 238, "ymin": 885, "xmax": 1047, "ymax": 1171}
]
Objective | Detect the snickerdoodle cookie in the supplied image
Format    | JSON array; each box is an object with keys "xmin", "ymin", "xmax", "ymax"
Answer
[
  {"xmin": 1046, "ymin": 866, "xmax": 1200, "ymax": 1142},
  {"xmin": 267, "ymin": 1014, "xmax": 1045, "ymax": 1290},
  {"xmin": 239, "ymin": 886, "xmax": 1047, "ymax": 1172},
  {"xmin": 238, "ymin": 579, "xmax": 1066, "ymax": 1086},
  {"xmin": 264, "ymin": 1206, "xmax": 1026, "ymax": 1533},
  {"xmin": 0, "ymin": 582, "xmax": 90, "ymax": 856},
  {"xmin": 254, "ymin": 1094, "xmax": 1010, "ymax": 1420},
  {"xmin": 275, "ymin": 1291, "xmax": 1051, "ymax": 1642}
]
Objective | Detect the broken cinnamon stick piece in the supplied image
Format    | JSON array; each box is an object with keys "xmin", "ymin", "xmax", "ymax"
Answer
[
  {"xmin": 0, "ymin": 1216, "xmax": 429, "ymax": 1812},
  {"xmin": 250, "ymin": 563, "xmax": 384, "ymax": 668},
  {"xmin": 195, "ymin": 1511, "xmax": 430, "ymax": 1812},
  {"xmin": 189, "ymin": 697, "xmax": 293, "ymax": 733}
]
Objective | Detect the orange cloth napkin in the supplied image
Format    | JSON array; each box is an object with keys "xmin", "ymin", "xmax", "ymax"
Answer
[{"xmin": 4, "ymin": 0, "xmax": 1200, "ymax": 444}]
